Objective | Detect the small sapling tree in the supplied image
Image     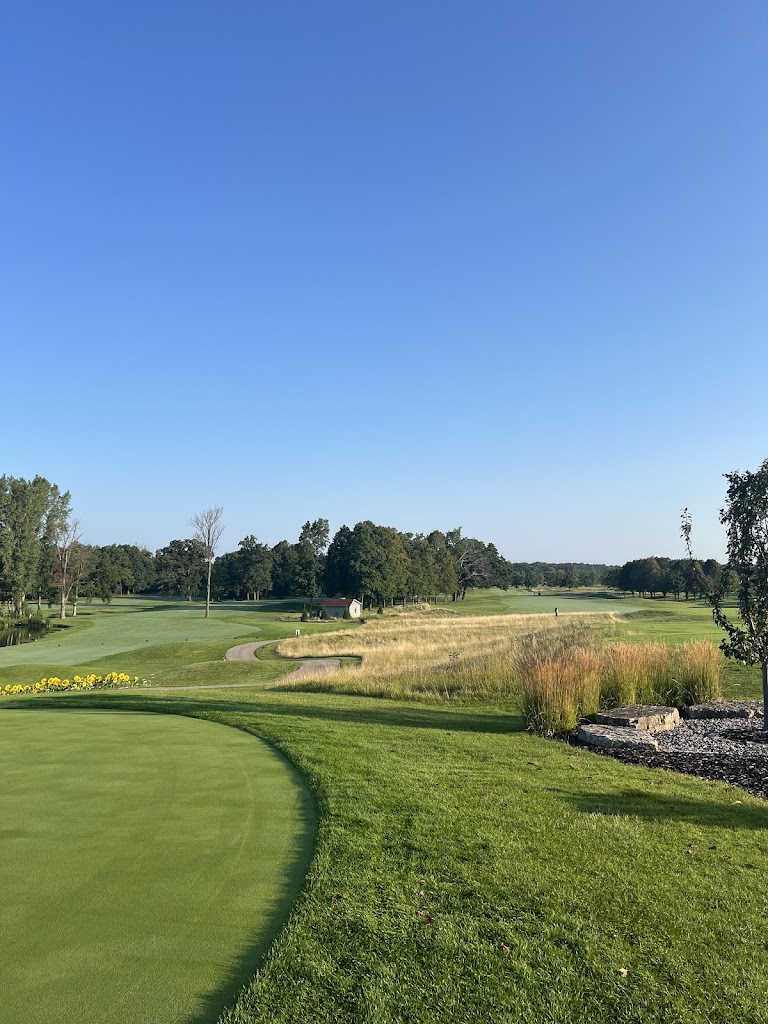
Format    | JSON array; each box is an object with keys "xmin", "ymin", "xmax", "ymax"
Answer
[{"xmin": 682, "ymin": 458, "xmax": 768, "ymax": 725}]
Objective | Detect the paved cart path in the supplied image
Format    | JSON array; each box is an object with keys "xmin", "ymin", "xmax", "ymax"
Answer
[{"xmin": 148, "ymin": 640, "xmax": 340, "ymax": 692}]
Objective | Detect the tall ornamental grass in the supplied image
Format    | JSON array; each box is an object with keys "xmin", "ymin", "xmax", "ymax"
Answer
[
  {"xmin": 671, "ymin": 640, "xmax": 722, "ymax": 706},
  {"xmin": 518, "ymin": 639, "xmax": 722, "ymax": 735},
  {"xmin": 515, "ymin": 633, "xmax": 601, "ymax": 735}
]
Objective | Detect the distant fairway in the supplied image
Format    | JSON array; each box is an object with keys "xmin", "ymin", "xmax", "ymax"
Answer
[
  {"xmin": 0, "ymin": 599, "xmax": 263, "ymax": 667},
  {"xmin": 0, "ymin": 710, "xmax": 316, "ymax": 1024}
]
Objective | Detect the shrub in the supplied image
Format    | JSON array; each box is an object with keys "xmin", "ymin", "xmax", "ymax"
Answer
[{"xmin": 300, "ymin": 608, "xmax": 309, "ymax": 622}]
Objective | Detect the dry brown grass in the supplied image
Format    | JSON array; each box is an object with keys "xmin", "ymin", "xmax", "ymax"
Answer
[
  {"xmin": 276, "ymin": 611, "xmax": 723, "ymax": 733},
  {"xmin": 276, "ymin": 610, "xmax": 620, "ymax": 700}
]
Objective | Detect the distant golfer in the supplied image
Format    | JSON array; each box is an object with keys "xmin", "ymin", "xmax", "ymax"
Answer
[{"xmin": 554, "ymin": 607, "xmax": 558, "ymax": 618}]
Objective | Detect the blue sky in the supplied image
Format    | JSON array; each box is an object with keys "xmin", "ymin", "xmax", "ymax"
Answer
[{"xmin": 2, "ymin": 1, "xmax": 766, "ymax": 564}]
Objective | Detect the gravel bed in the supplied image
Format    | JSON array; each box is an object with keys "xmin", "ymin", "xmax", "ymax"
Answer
[{"xmin": 572, "ymin": 705, "xmax": 768, "ymax": 801}]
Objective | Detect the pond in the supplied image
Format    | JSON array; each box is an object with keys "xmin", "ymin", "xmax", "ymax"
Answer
[{"xmin": 0, "ymin": 622, "xmax": 49, "ymax": 648}]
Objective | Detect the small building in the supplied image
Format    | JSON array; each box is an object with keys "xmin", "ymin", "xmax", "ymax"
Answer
[{"xmin": 321, "ymin": 598, "xmax": 362, "ymax": 619}]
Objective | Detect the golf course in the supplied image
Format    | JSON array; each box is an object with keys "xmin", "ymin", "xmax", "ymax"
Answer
[{"xmin": 2, "ymin": 591, "xmax": 767, "ymax": 1024}]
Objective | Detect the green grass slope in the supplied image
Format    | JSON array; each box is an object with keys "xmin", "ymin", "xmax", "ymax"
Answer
[
  {"xmin": 21, "ymin": 686, "xmax": 768, "ymax": 1024},
  {"xmin": 0, "ymin": 597, "xmax": 343, "ymax": 686},
  {"xmin": 4, "ymin": 592, "xmax": 768, "ymax": 1023}
]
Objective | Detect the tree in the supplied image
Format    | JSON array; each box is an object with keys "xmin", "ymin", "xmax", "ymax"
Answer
[
  {"xmin": 270, "ymin": 540, "xmax": 299, "ymax": 598},
  {"xmin": 683, "ymin": 460, "xmax": 768, "ymax": 726},
  {"xmin": 155, "ymin": 539, "xmax": 206, "ymax": 601},
  {"xmin": 237, "ymin": 536, "xmax": 272, "ymax": 600},
  {"xmin": 348, "ymin": 521, "xmax": 383, "ymax": 609},
  {"xmin": 428, "ymin": 530, "xmax": 458, "ymax": 601},
  {"xmin": 299, "ymin": 519, "xmax": 330, "ymax": 557},
  {"xmin": 0, "ymin": 476, "xmax": 71, "ymax": 615},
  {"xmin": 324, "ymin": 525, "xmax": 356, "ymax": 597},
  {"xmin": 446, "ymin": 529, "xmax": 492, "ymax": 599},
  {"xmin": 53, "ymin": 518, "xmax": 82, "ymax": 619},
  {"xmin": 97, "ymin": 544, "xmax": 155, "ymax": 595},
  {"xmin": 295, "ymin": 519, "xmax": 329, "ymax": 613},
  {"xmin": 66, "ymin": 542, "xmax": 98, "ymax": 616},
  {"xmin": 293, "ymin": 538, "xmax": 322, "ymax": 611},
  {"xmin": 191, "ymin": 506, "xmax": 225, "ymax": 617},
  {"xmin": 405, "ymin": 534, "xmax": 436, "ymax": 605}
]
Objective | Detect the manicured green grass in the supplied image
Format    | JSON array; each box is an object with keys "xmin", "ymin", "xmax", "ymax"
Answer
[
  {"xmin": 5, "ymin": 592, "xmax": 768, "ymax": 1023},
  {"xmin": 0, "ymin": 597, "xmax": 345, "ymax": 686},
  {"xmin": 443, "ymin": 587, "xmax": 649, "ymax": 616},
  {"xmin": 0, "ymin": 708, "xmax": 315, "ymax": 1024},
  {"xmin": 19, "ymin": 686, "xmax": 768, "ymax": 1024}
]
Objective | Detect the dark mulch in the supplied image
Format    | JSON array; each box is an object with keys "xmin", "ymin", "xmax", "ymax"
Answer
[{"xmin": 575, "ymin": 744, "xmax": 768, "ymax": 801}]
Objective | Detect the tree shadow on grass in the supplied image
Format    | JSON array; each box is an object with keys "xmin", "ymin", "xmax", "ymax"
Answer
[
  {"xmin": 4, "ymin": 691, "xmax": 525, "ymax": 735},
  {"xmin": 558, "ymin": 786, "xmax": 767, "ymax": 831}
]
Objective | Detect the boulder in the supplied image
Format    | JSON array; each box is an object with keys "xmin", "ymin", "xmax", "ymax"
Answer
[
  {"xmin": 685, "ymin": 701, "xmax": 762, "ymax": 720},
  {"xmin": 594, "ymin": 705, "xmax": 681, "ymax": 733},
  {"xmin": 577, "ymin": 723, "xmax": 660, "ymax": 751}
]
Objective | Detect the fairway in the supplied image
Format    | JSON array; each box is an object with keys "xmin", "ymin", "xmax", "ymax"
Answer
[
  {"xmin": 0, "ymin": 710, "xmax": 316, "ymax": 1024},
  {"xmin": 0, "ymin": 600, "xmax": 264, "ymax": 668}
]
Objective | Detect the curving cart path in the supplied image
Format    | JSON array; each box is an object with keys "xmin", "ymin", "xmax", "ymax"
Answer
[
  {"xmin": 226, "ymin": 640, "xmax": 341, "ymax": 679},
  {"xmin": 148, "ymin": 640, "xmax": 340, "ymax": 691}
]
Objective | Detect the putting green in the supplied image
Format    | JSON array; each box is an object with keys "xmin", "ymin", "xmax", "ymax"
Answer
[{"xmin": 0, "ymin": 710, "xmax": 316, "ymax": 1024}]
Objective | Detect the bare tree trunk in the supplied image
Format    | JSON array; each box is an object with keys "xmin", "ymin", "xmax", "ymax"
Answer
[
  {"xmin": 191, "ymin": 505, "xmax": 224, "ymax": 619},
  {"xmin": 763, "ymin": 662, "xmax": 768, "ymax": 731}
]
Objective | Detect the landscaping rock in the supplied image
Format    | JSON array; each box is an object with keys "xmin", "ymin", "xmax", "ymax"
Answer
[
  {"xmin": 594, "ymin": 705, "xmax": 681, "ymax": 733},
  {"xmin": 685, "ymin": 701, "xmax": 762, "ymax": 720},
  {"xmin": 577, "ymin": 724, "xmax": 660, "ymax": 751},
  {"xmin": 569, "ymin": 702, "xmax": 768, "ymax": 801}
]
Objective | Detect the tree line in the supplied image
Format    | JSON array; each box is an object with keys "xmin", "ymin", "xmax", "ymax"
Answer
[
  {"xmin": 1, "ymin": 476, "xmax": 555, "ymax": 615},
  {"xmin": 606, "ymin": 556, "xmax": 734, "ymax": 600},
  {"xmin": 3, "ymin": 473, "xmax": 725, "ymax": 618}
]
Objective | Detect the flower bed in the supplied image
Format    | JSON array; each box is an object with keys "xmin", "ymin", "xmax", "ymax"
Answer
[{"xmin": 2, "ymin": 672, "xmax": 144, "ymax": 697}]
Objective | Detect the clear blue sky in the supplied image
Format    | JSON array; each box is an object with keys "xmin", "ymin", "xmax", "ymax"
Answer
[{"xmin": 2, "ymin": 1, "xmax": 766, "ymax": 564}]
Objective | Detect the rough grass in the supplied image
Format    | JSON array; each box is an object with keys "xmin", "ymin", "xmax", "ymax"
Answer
[{"xmin": 277, "ymin": 611, "xmax": 620, "ymax": 699}]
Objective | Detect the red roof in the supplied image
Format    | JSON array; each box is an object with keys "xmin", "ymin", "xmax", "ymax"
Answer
[{"xmin": 322, "ymin": 598, "xmax": 357, "ymax": 607}]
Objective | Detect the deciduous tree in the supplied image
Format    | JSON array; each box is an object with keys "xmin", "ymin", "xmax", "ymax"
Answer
[
  {"xmin": 191, "ymin": 506, "xmax": 225, "ymax": 617},
  {"xmin": 53, "ymin": 518, "xmax": 82, "ymax": 619},
  {"xmin": 155, "ymin": 539, "xmax": 206, "ymax": 601},
  {"xmin": 683, "ymin": 460, "xmax": 768, "ymax": 725},
  {"xmin": 0, "ymin": 476, "xmax": 70, "ymax": 615}
]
